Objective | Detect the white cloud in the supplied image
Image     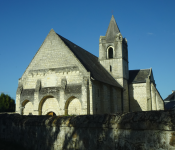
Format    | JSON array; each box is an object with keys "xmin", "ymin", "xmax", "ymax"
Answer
[{"xmin": 147, "ymin": 32, "xmax": 153, "ymax": 35}]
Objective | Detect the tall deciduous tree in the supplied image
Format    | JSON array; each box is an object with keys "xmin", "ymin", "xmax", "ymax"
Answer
[{"xmin": 0, "ymin": 93, "xmax": 15, "ymax": 112}]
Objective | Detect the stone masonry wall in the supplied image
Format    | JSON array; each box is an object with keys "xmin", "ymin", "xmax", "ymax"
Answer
[
  {"xmin": 129, "ymin": 83, "xmax": 147, "ymax": 111},
  {"xmin": 67, "ymin": 98, "xmax": 81, "ymax": 115},
  {"xmin": 16, "ymin": 29, "xmax": 90, "ymax": 115},
  {"xmin": 22, "ymin": 70, "xmax": 83, "ymax": 90},
  {"xmin": 92, "ymin": 81, "xmax": 121, "ymax": 114},
  {"xmin": 1, "ymin": 111, "xmax": 175, "ymax": 150},
  {"xmin": 23, "ymin": 101, "xmax": 33, "ymax": 115},
  {"xmin": 151, "ymin": 83, "xmax": 164, "ymax": 111},
  {"xmin": 42, "ymin": 98, "xmax": 60, "ymax": 115},
  {"xmin": 21, "ymin": 29, "xmax": 87, "ymax": 80},
  {"xmin": 91, "ymin": 81, "xmax": 102, "ymax": 114},
  {"xmin": 151, "ymin": 83, "xmax": 157, "ymax": 110},
  {"xmin": 156, "ymin": 88, "xmax": 165, "ymax": 110},
  {"xmin": 99, "ymin": 59, "xmax": 122, "ymax": 79}
]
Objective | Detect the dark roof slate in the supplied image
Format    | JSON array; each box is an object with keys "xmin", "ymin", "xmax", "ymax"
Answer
[
  {"xmin": 57, "ymin": 34, "xmax": 122, "ymax": 88},
  {"xmin": 129, "ymin": 69, "xmax": 150, "ymax": 83},
  {"xmin": 164, "ymin": 92, "xmax": 175, "ymax": 101},
  {"xmin": 164, "ymin": 101, "xmax": 175, "ymax": 110},
  {"xmin": 106, "ymin": 15, "xmax": 120, "ymax": 42}
]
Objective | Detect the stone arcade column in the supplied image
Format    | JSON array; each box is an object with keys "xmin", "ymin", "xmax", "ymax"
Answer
[
  {"xmin": 33, "ymin": 80, "xmax": 41, "ymax": 115},
  {"xmin": 81, "ymin": 76, "xmax": 90, "ymax": 115},
  {"xmin": 60, "ymin": 78, "xmax": 66, "ymax": 115}
]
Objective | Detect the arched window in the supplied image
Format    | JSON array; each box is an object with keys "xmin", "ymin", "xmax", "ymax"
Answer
[{"xmin": 108, "ymin": 47, "xmax": 113, "ymax": 59}]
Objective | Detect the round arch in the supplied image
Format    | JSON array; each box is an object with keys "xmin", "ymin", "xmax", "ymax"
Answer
[
  {"xmin": 22, "ymin": 99, "xmax": 30, "ymax": 107},
  {"xmin": 38, "ymin": 95, "xmax": 54, "ymax": 115},
  {"xmin": 64, "ymin": 96, "xmax": 81, "ymax": 115},
  {"xmin": 107, "ymin": 46, "xmax": 114, "ymax": 59},
  {"xmin": 22, "ymin": 100, "xmax": 33, "ymax": 115}
]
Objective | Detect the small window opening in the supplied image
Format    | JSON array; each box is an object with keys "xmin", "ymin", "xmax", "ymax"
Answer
[
  {"xmin": 108, "ymin": 47, "xmax": 113, "ymax": 59},
  {"xmin": 110, "ymin": 65, "xmax": 112, "ymax": 72}
]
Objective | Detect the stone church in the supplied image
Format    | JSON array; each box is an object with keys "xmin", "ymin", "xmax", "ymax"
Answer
[{"xmin": 16, "ymin": 15, "xmax": 164, "ymax": 116}]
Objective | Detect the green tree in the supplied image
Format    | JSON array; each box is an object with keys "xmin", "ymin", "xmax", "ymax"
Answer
[{"xmin": 0, "ymin": 93, "xmax": 15, "ymax": 112}]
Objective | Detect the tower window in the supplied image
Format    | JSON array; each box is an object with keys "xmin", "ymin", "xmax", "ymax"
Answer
[
  {"xmin": 108, "ymin": 47, "xmax": 113, "ymax": 59},
  {"xmin": 110, "ymin": 65, "xmax": 112, "ymax": 72}
]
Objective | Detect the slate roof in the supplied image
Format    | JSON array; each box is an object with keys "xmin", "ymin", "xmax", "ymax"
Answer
[
  {"xmin": 57, "ymin": 34, "xmax": 123, "ymax": 88},
  {"xmin": 164, "ymin": 101, "xmax": 175, "ymax": 110},
  {"xmin": 164, "ymin": 92, "xmax": 175, "ymax": 110},
  {"xmin": 129, "ymin": 69, "xmax": 150, "ymax": 83},
  {"xmin": 164, "ymin": 92, "xmax": 175, "ymax": 101},
  {"xmin": 106, "ymin": 15, "xmax": 120, "ymax": 42}
]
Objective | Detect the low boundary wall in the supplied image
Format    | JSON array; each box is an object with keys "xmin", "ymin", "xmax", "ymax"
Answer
[{"xmin": 0, "ymin": 111, "xmax": 175, "ymax": 150}]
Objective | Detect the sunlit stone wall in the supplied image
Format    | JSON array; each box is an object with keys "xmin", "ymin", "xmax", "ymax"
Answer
[
  {"xmin": 42, "ymin": 98, "xmax": 60, "ymax": 115},
  {"xmin": 23, "ymin": 101, "xmax": 33, "ymax": 115},
  {"xmin": 129, "ymin": 83, "xmax": 147, "ymax": 111},
  {"xmin": 68, "ymin": 98, "xmax": 81, "ymax": 115}
]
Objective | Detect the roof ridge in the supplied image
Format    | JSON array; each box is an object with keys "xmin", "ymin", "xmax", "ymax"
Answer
[
  {"xmin": 57, "ymin": 33, "xmax": 122, "ymax": 88},
  {"xmin": 164, "ymin": 92, "xmax": 175, "ymax": 100},
  {"xmin": 129, "ymin": 68, "xmax": 150, "ymax": 71},
  {"xmin": 56, "ymin": 33, "xmax": 98, "ymax": 59}
]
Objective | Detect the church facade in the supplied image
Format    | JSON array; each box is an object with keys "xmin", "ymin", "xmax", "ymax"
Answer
[{"xmin": 16, "ymin": 16, "xmax": 164, "ymax": 115}]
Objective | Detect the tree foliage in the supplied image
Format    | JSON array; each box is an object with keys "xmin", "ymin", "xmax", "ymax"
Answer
[{"xmin": 0, "ymin": 93, "xmax": 15, "ymax": 112}]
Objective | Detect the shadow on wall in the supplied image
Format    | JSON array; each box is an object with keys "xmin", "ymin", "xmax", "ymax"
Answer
[
  {"xmin": 130, "ymin": 98, "xmax": 142, "ymax": 112},
  {"xmin": 129, "ymin": 85, "xmax": 142, "ymax": 112},
  {"xmin": 0, "ymin": 111, "xmax": 175, "ymax": 150},
  {"xmin": 59, "ymin": 112, "xmax": 175, "ymax": 149}
]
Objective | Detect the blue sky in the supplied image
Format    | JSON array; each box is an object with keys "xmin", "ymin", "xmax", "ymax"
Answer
[{"xmin": 0, "ymin": 0, "xmax": 174, "ymax": 101}]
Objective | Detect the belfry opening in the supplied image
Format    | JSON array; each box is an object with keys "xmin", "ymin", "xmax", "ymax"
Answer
[{"xmin": 108, "ymin": 47, "xmax": 113, "ymax": 58}]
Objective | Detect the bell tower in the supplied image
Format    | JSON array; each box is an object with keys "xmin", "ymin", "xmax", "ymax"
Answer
[{"xmin": 99, "ymin": 15, "xmax": 129, "ymax": 112}]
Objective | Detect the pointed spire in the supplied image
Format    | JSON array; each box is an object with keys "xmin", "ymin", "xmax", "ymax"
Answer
[
  {"xmin": 49, "ymin": 28, "xmax": 56, "ymax": 34},
  {"xmin": 106, "ymin": 15, "xmax": 120, "ymax": 42}
]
